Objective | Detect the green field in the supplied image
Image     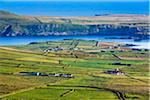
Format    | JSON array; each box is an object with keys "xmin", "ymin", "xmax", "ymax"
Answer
[{"xmin": 0, "ymin": 39, "xmax": 149, "ymax": 100}]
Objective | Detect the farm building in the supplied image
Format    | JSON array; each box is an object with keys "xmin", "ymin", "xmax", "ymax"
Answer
[
  {"xmin": 44, "ymin": 46, "xmax": 64, "ymax": 52},
  {"xmin": 60, "ymin": 74, "xmax": 74, "ymax": 78},
  {"xmin": 104, "ymin": 68, "xmax": 124, "ymax": 75},
  {"xmin": 19, "ymin": 72, "xmax": 74, "ymax": 78},
  {"xmin": 19, "ymin": 72, "xmax": 41, "ymax": 76}
]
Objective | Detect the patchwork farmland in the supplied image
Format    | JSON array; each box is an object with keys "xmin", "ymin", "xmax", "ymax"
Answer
[{"xmin": 0, "ymin": 39, "xmax": 149, "ymax": 100}]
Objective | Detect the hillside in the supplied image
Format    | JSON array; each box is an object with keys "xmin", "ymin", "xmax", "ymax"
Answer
[
  {"xmin": 0, "ymin": 39, "xmax": 149, "ymax": 99},
  {"xmin": 0, "ymin": 11, "xmax": 149, "ymax": 37}
]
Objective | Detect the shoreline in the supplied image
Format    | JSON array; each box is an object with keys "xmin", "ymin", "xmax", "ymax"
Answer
[{"xmin": 0, "ymin": 36, "xmax": 149, "ymax": 49}]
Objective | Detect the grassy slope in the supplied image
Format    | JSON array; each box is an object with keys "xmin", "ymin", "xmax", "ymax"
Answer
[
  {"xmin": 0, "ymin": 10, "xmax": 149, "ymax": 26},
  {"xmin": 0, "ymin": 40, "xmax": 149, "ymax": 100}
]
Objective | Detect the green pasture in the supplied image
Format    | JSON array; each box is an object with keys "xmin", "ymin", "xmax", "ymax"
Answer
[{"xmin": 0, "ymin": 39, "xmax": 149, "ymax": 100}]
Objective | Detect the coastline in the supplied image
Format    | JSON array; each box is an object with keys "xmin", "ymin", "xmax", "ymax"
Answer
[
  {"xmin": 0, "ymin": 10, "xmax": 149, "ymax": 37},
  {"xmin": 0, "ymin": 35, "xmax": 149, "ymax": 49}
]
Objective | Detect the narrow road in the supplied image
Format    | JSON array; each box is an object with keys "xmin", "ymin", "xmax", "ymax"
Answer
[
  {"xmin": 112, "ymin": 54, "xmax": 122, "ymax": 60},
  {"xmin": 60, "ymin": 89, "xmax": 74, "ymax": 97},
  {"xmin": 47, "ymin": 85, "xmax": 126, "ymax": 100}
]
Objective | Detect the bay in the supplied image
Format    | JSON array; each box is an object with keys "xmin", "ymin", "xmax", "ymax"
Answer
[{"xmin": 0, "ymin": 35, "xmax": 149, "ymax": 49}]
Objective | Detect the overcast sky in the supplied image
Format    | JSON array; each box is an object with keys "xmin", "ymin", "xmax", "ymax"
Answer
[{"xmin": 1, "ymin": 0, "xmax": 149, "ymax": 2}]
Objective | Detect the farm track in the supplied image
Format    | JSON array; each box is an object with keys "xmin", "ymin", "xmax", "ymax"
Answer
[
  {"xmin": 60, "ymin": 89, "xmax": 74, "ymax": 97},
  {"xmin": 0, "ymin": 83, "xmax": 126, "ymax": 100},
  {"xmin": 112, "ymin": 54, "xmax": 122, "ymax": 60},
  {"xmin": 46, "ymin": 85, "xmax": 126, "ymax": 100},
  {"xmin": 113, "ymin": 91, "xmax": 125, "ymax": 100},
  {"xmin": 68, "ymin": 40, "xmax": 79, "ymax": 49}
]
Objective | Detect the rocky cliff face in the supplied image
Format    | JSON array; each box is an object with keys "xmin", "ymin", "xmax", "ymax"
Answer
[
  {"xmin": 0, "ymin": 10, "xmax": 149, "ymax": 37},
  {"xmin": 0, "ymin": 23, "xmax": 149, "ymax": 37}
]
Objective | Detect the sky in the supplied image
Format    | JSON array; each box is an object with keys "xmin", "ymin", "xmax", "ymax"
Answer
[{"xmin": 0, "ymin": 0, "xmax": 149, "ymax": 2}]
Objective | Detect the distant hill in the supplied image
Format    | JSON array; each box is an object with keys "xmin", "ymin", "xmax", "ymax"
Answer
[
  {"xmin": 0, "ymin": 10, "xmax": 18, "ymax": 17},
  {"xmin": 0, "ymin": 10, "xmax": 149, "ymax": 37}
]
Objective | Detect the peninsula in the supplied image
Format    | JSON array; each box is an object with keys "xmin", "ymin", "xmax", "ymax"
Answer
[{"xmin": 0, "ymin": 10, "xmax": 149, "ymax": 39}]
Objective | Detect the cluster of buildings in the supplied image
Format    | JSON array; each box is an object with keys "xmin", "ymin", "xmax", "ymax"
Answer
[
  {"xmin": 104, "ymin": 68, "xmax": 124, "ymax": 75},
  {"xmin": 44, "ymin": 46, "xmax": 64, "ymax": 52},
  {"xmin": 19, "ymin": 72, "xmax": 74, "ymax": 78}
]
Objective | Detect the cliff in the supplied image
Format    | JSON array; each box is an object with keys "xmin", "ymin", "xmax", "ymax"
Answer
[{"xmin": 0, "ymin": 11, "xmax": 149, "ymax": 37}]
